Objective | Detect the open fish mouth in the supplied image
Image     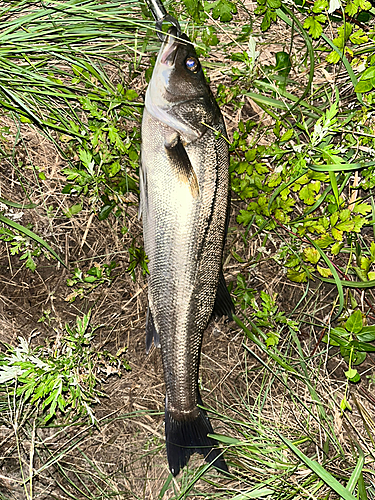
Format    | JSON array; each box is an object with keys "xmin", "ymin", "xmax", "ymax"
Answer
[{"xmin": 160, "ymin": 28, "xmax": 179, "ymax": 66}]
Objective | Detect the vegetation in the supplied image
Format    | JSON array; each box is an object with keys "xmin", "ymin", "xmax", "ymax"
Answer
[{"xmin": 0, "ymin": 0, "xmax": 375, "ymax": 498}]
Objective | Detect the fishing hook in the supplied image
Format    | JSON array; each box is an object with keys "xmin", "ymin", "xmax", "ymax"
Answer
[{"xmin": 145, "ymin": 0, "xmax": 181, "ymax": 41}]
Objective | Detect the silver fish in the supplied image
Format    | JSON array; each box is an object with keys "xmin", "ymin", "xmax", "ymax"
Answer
[{"xmin": 140, "ymin": 27, "xmax": 233, "ymax": 476}]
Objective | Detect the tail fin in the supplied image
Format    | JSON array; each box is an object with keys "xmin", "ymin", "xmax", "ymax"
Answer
[{"xmin": 165, "ymin": 394, "xmax": 228, "ymax": 476}]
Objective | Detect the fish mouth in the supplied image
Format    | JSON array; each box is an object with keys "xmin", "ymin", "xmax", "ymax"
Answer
[{"xmin": 160, "ymin": 27, "xmax": 179, "ymax": 66}]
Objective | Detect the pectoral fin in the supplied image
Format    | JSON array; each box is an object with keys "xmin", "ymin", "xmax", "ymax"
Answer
[{"xmin": 165, "ymin": 135, "xmax": 200, "ymax": 198}]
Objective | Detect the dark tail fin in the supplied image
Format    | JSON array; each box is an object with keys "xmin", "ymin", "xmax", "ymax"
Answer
[{"xmin": 165, "ymin": 394, "xmax": 228, "ymax": 476}]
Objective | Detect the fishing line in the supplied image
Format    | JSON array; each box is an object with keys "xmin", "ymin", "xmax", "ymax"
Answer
[{"xmin": 144, "ymin": 0, "xmax": 181, "ymax": 41}]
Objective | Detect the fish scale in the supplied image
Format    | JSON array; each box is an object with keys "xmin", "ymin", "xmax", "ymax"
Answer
[{"xmin": 140, "ymin": 28, "xmax": 234, "ymax": 476}]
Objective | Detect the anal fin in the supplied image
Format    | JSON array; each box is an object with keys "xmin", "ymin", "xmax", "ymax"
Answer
[
  {"xmin": 213, "ymin": 271, "xmax": 234, "ymax": 320},
  {"xmin": 145, "ymin": 307, "xmax": 160, "ymax": 354}
]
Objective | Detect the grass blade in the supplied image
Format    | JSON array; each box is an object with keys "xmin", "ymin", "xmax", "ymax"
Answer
[
  {"xmin": 347, "ymin": 444, "xmax": 365, "ymax": 494},
  {"xmin": 277, "ymin": 433, "xmax": 358, "ymax": 500},
  {"xmin": 0, "ymin": 197, "xmax": 37, "ymax": 209},
  {"xmin": 0, "ymin": 213, "xmax": 66, "ymax": 268},
  {"xmin": 310, "ymin": 162, "xmax": 375, "ymax": 171},
  {"xmin": 320, "ymin": 277, "xmax": 375, "ymax": 288},
  {"xmin": 321, "ymin": 33, "xmax": 363, "ymax": 105}
]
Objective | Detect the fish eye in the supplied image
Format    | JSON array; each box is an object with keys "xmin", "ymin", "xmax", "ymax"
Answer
[{"xmin": 185, "ymin": 57, "xmax": 199, "ymax": 72}]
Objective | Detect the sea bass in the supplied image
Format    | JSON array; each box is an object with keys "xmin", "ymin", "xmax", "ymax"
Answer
[{"xmin": 140, "ymin": 27, "xmax": 234, "ymax": 476}]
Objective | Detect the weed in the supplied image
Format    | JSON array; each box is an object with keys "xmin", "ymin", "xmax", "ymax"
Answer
[
  {"xmin": 323, "ymin": 309, "xmax": 375, "ymax": 383},
  {"xmin": 66, "ymin": 262, "xmax": 117, "ymax": 302},
  {"xmin": 127, "ymin": 239, "xmax": 149, "ymax": 282},
  {"xmin": 0, "ymin": 311, "xmax": 129, "ymax": 425},
  {"xmin": 0, "ymin": 221, "xmax": 53, "ymax": 272}
]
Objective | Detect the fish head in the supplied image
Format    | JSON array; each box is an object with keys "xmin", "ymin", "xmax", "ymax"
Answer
[
  {"xmin": 145, "ymin": 27, "xmax": 218, "ymax": 141},
  {"xmin": 157, "ymin": 27, "xmax": 208, "ymax": 102}
]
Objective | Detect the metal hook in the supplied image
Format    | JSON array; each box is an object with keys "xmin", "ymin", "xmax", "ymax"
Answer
[{"xmin": 145, "ymin": 0, "xmax": 181, "ymax": 42}]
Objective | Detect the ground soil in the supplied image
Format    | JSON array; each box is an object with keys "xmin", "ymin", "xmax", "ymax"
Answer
[{"xmin": 1, "ymin": 139, "xmax": 375, "ymax": 498}]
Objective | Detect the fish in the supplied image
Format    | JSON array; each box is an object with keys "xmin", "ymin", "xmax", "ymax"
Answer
[{"xmin": 140, "ymin": 26, "xmax": 234, "ymax": 476}]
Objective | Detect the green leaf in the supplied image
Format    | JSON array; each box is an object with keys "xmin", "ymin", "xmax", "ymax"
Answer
[
  {"xmin": 98, "ymin": 202, "xmax": 116, "ymax": 221},
  {"xmin": 303, "ymin": 16, "xmax": 323, "ymax": 38},
  {"xmin": 347, "ymin": 444, "xmax": 365, "ymax": 494},
  {"xmin": 326, "ymin": 50, "xmax": 341, "ymax": 64},
  {"xmin": 206, "ymin": 0, "xmax": 237, "ymax": 21},
  {"xmin": 64, "ymin": 204, "xmax": 82, "ymax": 218},
  {"xmin": 336, "ymin": 219, "xmax": 355, "ymax": 232},
  {"xmin": 313, "ymin": 0, "xmax": 328, "ymax": 12},
  {"xmin": 125, "ymin": 89, "xmax": 138, "ymax": 101},
  {"xmin": 306, "ymin": 235, "xmax": 344, "ymax": 318},
  {"xmin": 314, "ymin": 234, "xmax": 334, "ymax": 249},
  {"xmin": 275, "ymin": 51, "xmax": 291, "ymax": 78},
  {"xmin": 360, "ymin": 256, "xmax": 371, "ymax": 273},
  {"xmin": 237, "ymin": 209, "xmax": 253, "ymax": 225},
  {"xmin": 339, "ymin": 209, "xmax": 351, "ymax": 222},
  {"xmin": 357, "ymin": 327, "xmax": 375, "ymax": 342},
  {"xmin": 267, "ymin": 0, "xmax": 281, "ymax": 7},
  {"xmin": 350, "ymin": 29, "xmax": 368, "ymax": 44},
  {"xmin": 331, "ymin": 227, "xmax": 343, "ymax": 241},
  {"xmin": 371, "ymin": 242, "xmax": 375, "ymax": 261},
  {"xmin": 280, "ymin": 129, "xmax": 293, "ymax": 141},
  {"xmin": 79, "ymin": 148, "xmax": 93, "ymax": 170},
  {"xmin": 358, "ymin": 0, "xmax": 372, "ymax": 8},
  {"xmin": 0, "ymin": 197, "xmax": 37, "ymax": 210},
  {"xmin": 341, "ymin": 346, "xmax": 367, "ymax": 364},
  {"xmin": 352, "ymin": 215, "xmax": 366, "ymax": 232},
  {"xmin": 361, "ymin": 66, "xmax": 375, "ymax": 80},
  {"xmin": 208, "ymin": 434, "xmax": 242, "ymax": 445},
  {"xmin": 321, "ymin": 277, "xmax": 375, "ymax": 289},
  {"xmin": 287, "ymin": 268, "xmax": 308, "ymax": 283},
  {"xmin": 25, "ymin": 254, "xmax": 36, "ymax": 272},
  {"xmin": 345, "ymin": 0, "xmax": 358, "ymax": 15},
  {"xmin": 260, "ymin": 9, "xmax": 275, "ymax": 31},
  {"xmin": 340, "ymin": 396, "xmax": 352, "ymax": 412},
  {"xmin": 354, "ymin": 203, "xmax": 371, "ymax": 215},
  {"xmin": 354, "ymin": 79, "xmax": 374, "ymax": 93},
  {"xmin": 303, "ymin": 247, "xmax": 320, "ymax": 264},
  {"xmin": 0, "ymin": 214, "xmax": 66, "ymax": 268},
  {"xmin": 266, "ymin": 332, "xmax": 279, "ymax": 346},
  {"xmin": 317, "ymin": 265, "xmax": 332, "ymax": 277},
  {"xmin": 201, "ymin": 26, "xmax": 218, "ymax": 45},
  {"xmin": 299, "ymin": 184, "xmax": 317, "ymax": 205},
  {"xmin": 345, "ymin": 367, "xmax": 359, "ymax": 381},
  {"xmin": 345, "ymin": 310, "xmax": 363, "ymax": 334}
]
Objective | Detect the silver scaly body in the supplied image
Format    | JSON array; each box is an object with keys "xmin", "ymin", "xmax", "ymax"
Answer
[{"xmin": 140, "ymin": 28, "xmax": 233, "ymax": 476}]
